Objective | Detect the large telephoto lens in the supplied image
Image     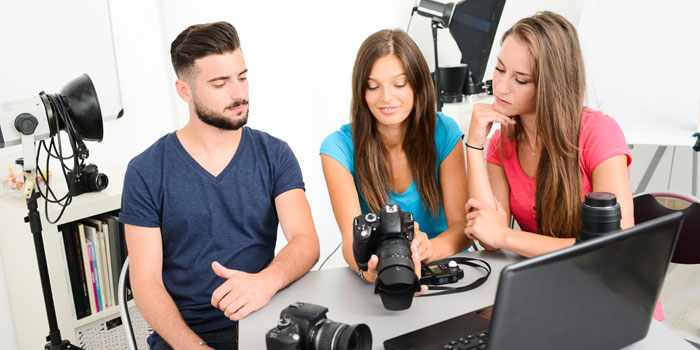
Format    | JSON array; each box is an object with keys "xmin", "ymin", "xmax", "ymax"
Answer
[
  {"xmin": 578, "ymin": 192, "xmax": 622, "ymax": 242},
  {"xmin": 312, "ymin": 319, "xmax": 372, "ymax": 350},
  {"xmin": 374, "ymin": 238, "xmax": 419, "ymax": 310}
]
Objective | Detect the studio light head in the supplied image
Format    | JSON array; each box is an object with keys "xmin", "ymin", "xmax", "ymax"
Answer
[
  {"xmin": 0, "ymin": 74, "xmax": 103, "ymax": 198},
  {"xmin": 413, "ymin": 0, "xmax": 506, "ymax": 104},
  {"xmin": 0, "ymin": 74, "xmax": 103, "ymax": 150},
  {"xmin": 416, "ymin": 0, "xmax": 456, "ymax": 27}
]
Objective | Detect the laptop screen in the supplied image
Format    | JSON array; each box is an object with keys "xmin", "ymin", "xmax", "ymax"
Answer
[{"xmin": 487, "ymin": 211, "xmax": 683, "ymax": 350}]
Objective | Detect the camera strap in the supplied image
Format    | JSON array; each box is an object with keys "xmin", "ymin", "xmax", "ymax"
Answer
[{"xmin": 418, "ymin": 257, "xmax": 491, "ymax": 297}]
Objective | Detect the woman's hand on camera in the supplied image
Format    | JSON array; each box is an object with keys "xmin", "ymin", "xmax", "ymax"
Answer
[
  {"xmin": 411, "ymin": 222, "xmax": 433, "ymax": 263},
  {"xmin": 363, "ymin": 255, "xmax": 380, "ymax": 284},
  {"xmin": 412, "ymin": 245, "xmax": 429, "ymax": 297},
  {"xmin": 468, "ymin": 103, "xmax": 515, "ymax": 149},
  {"xmin": 465, "ymin": 197, "xmax": 510, "ymax": 250},
  {"xmin": 363, "ymin": 236, "xmax": 429, "ymax": 296}
]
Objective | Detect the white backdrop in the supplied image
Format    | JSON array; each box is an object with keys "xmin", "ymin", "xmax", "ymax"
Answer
[
  {"xmin": 578, "ymin": 0, "xmax": 700, "ymax": 146},
  {"xmin": 157, "ymin": 1, "xmax": 416, "ymax": 270}
]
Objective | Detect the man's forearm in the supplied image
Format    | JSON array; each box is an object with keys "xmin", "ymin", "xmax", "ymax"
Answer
[
  {"xmin": 133, "ymin": 281, "xmax": 207, "ymax": 348},
  {"xmin": 260, "ymin": 233, "xmax": 319, "ymax": 292}
]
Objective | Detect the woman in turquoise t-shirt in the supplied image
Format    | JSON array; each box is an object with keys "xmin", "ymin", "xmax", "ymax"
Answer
[{"xmin": 320, "ymin": 29, "xmax": 471, "ymax": 285}]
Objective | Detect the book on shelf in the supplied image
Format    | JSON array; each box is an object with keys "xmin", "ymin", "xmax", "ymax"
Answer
[
  {"xmin": 85, "ymin": 241, "xmax": 100, "ymax": 313},
  {"xmin": 70, "ymin": 222, "xmax": 92, "ymax": 318},
  {"xmin": 78, "ymin": 223, "xmax": 97, "ymax": 316},
  {"xmin": 97, "ymin": 212, "xmax": 124, "ymax": 302},
  {"xmin": 59, "ymin": 223, "xmax": 86, "ymax": 320},
  {"xmin": 59, "ymin": 210, "xmax": 127, "ymax": 319},
  {"xmin": 84, "ymin": 217, "xmax": 116, "ymax": 309},
  {"xmin": 83, "ymin": 224, "xmax": 104, "ymax": 312},
  {"xmin": 104, "ymin": 209, "xmax": 128, "ymax": 265}
]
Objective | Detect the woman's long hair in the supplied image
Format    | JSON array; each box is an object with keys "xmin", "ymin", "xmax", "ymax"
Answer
[
  {"xmin": 501, "ymin": 12, "xmax": 586, "ymax": 238},
  {"xmin": 350, "ymin": 29, "xmax": 440, "ymax": 216}
]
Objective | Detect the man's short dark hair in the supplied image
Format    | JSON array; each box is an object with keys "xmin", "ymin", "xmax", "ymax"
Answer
[{"xmin": 170, "ymin": 21, "xmax": 241, "ymax": 81}]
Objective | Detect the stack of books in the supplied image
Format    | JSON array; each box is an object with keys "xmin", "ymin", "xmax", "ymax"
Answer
[{"xmin": 58, "ymin": 210, "xmax": 129, "ymax": 319}]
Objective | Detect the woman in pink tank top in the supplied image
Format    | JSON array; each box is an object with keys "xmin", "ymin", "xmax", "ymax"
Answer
[{"xmin": 461, "ymin": 11, "xmax": 668, "ymax": 320}]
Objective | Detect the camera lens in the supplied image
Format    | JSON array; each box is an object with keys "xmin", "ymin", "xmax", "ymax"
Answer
[
  {"xmin": 312, "ymin": 319, "xmax": 372, "ymax": 350},
  {"xmin": 578, "ymin": 192, "xmax": 621, "ymax": 242},
  {"xmin": 374, "ymin": 238, "xmax": 419, "ymax": 311},
  {"xmin": 89, "ymin": 172, "xmax": 109, "ymax": 191}
]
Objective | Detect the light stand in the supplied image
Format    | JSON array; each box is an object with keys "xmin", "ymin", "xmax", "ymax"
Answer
[
  {"xmin": 416, "ymin": 0, "xmax": 455, "ymax": 112},
  {"xmin": 2, "ymin": 74, "xmax": 105, "ymax": 350},
  {"xmin": 26, "ymin": 188, "xmax": 84, "ymax": 350},
  {"xmin": 16, "ymin": 127, "xmax": 83, "ymax": 350},
  {"xmin": 431, "ymin": 21, "xmax": 442, "ymax": 112}
]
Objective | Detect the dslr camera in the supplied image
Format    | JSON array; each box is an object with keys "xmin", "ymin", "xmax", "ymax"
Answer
[
  {"xmin": 353, "ymin": 204, "xmax": 420, "ymax": 311},
  {"xmin": 265, "ymin": 302, "xmax": 372, "ymax": 350},
  {"xmin": 66, "ymin": 163, "xmax": 108, "ymax": 196}
]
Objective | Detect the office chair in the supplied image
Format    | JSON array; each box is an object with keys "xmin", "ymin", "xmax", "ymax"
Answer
[
  {"xmin": 633, "ymin": 192, "xmax": 700, "ymax": 349},
  {"xmin": 118, "ymin": 256, "xmax": 137, "ymax": 349},
  {"xmin": 633, "ymin": 192, "xmax": 700, "ymax": 264},
  {"xmin": 118, "ymin": 256, "xmax": 153, "ymax": 350}
]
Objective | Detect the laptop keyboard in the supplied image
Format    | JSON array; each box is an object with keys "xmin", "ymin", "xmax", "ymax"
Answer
[{"xmin": 440, "ymin": 330, "xmax": 488, "ymax": 349}]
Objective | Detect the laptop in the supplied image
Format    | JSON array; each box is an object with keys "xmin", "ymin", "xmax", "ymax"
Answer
[{"xmin": 384, "ymin": 211, "xmax": 683, "ymax": 350}]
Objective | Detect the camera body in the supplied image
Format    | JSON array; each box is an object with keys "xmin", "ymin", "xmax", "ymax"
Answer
[
  {"xmin": 265, "ymin": 302, "xmax": 371, "ymax": 350},
  {"xmin": 420, "ymin": 260, "xmax": 464, "ymax": 285},
  {"xmin": 353, "ymin": 204, "xmax": 414, "ymax": 270},
  {"xmin": 66, "ymin": 163, "xmax": 108, "ymax": 196},
  {"xmin": 353, "ymin": 204, "xmax": 420, "ymax": 310}
]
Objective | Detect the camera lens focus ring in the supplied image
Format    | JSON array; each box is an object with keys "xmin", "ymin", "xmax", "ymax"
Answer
[
  {"xmin": 312, "ymin": 319, "xmax": 372, "ymax": 350},
  {"xmin": 93, "ymin": 172, "xmax": 109, "ymax": 191},
  {"xmin": 313, "ymin": 319, "xmax": 347, "ymax": 350}
]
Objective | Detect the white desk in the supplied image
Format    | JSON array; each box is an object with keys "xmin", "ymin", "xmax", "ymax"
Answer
[{"xmin": 240, "ymin": 250, "xmax": 695, "ymax": 349}]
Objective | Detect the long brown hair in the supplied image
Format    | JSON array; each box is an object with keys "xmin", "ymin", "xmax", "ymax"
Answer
[
  {"xmin": 351, "ymin": 29, "xmax": 440, "ymax": 216},
  {"xmin": 501, "ymin": 12, "xmax": 585, "ymax": 238}
]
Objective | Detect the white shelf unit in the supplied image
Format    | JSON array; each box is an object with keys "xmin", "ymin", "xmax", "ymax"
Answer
[{"xmin": 0, "ymin": 169, "xmax": 128, "ymax": 349}]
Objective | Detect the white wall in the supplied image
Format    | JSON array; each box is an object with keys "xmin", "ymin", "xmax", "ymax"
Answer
[{"xmin": 148, "ymin": 0, "xmax": 419, "ymax": 270}]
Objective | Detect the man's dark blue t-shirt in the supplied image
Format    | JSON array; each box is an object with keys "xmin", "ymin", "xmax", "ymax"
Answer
[{"xmin": 119, "ymin": 127, "xmax": 305, "ymax": 335}]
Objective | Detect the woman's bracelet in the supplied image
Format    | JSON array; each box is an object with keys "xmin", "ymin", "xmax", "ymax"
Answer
[
  {"xmin": 465, "ymin": 143, "xmax": 484, "ymax": 151},
  {"xmin": 357, "ymin": 268, "xmax": 366, "ymax": 281}
]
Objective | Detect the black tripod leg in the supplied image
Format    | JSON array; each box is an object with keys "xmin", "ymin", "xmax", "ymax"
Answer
[{"xmin": 25, "ymin": 190, "xmax": 84, "ymax": 350}]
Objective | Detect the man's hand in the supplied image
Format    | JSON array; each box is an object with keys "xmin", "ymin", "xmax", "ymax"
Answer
[{"xmin": 210, "ymin": 261, "xmax": 279, "ymax": 321}]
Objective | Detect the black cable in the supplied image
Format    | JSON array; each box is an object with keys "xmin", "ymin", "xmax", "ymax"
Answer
[
  {"xmin": 406, "ymin": 6, "xmax": 418, "ymax": 32},
  {"xmin": 32, "ymin": 94, "xmax": 88, "ymax": 224},
  {"xmin": 318, "ymin": 241, "xmax": 342, "ymax": 270}
]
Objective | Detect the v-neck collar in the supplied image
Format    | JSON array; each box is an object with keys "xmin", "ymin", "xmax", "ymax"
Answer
[{"xmin": 171, "ymin": 128, "xmax": 247, "ymax": 184}]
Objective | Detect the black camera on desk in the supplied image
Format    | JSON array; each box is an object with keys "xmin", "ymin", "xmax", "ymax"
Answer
[
  {"xmin": 66, "ymin": 163, "xmax": 108, "ymax": 196},
  {"xmin": 265, "ymin": 302, "xmax": 372, "ymax": 350},
  {"xmin": 353, "ymin": 204, "xmax": 421, "ymax": 311}
]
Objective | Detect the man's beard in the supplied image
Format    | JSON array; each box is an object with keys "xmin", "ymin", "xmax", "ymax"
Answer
[{"xmin": 194, "ymin": 95, "xmax": 249, "ymax": 131}]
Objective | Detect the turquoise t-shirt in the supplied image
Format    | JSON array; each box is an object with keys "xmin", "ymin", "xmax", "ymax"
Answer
[{"xmin": 320, "ymin": 113, "xmax": 464, "ymax": 239}]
